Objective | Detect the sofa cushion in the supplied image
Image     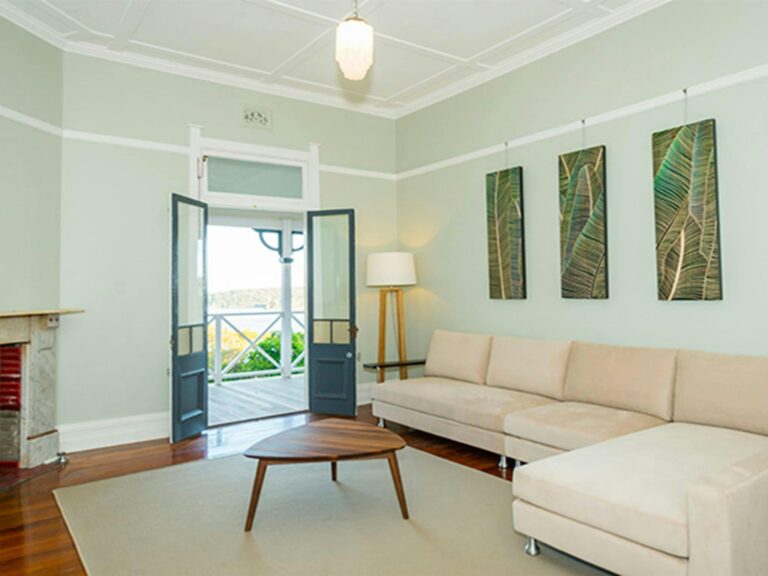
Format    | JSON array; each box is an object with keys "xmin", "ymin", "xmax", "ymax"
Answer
[
  {"xmin": 563, "ymin": 342, "xmax": 676, "ymax": 420},
  {"xmin": 504, "ymin": 402, "xmax": 664, "ymax": 452},
  {"xmin": 513, "ymin": 423, "xmax": 768, "ymax": 558},
  {"xmin": 424, "ymin": 330, "xmax": 492, "ymax": 385},
  {"xmin": 674, "ymin": 349, "xmax": 768, "ymax": 436},
  {"xmin": 486, "ymin": 337, "xmax": 571, "ymax": 399},
  {"xmin": 372, "ymin": 377, "xmax": 556, "ymax": 433}
]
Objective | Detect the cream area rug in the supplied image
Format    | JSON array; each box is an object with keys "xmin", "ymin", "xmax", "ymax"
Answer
[{"xmin": 54, "ymin": 448, "xmax": 609, "ymax": 576}]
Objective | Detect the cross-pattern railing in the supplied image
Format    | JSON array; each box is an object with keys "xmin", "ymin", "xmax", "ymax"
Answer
[{"xmin": 207, "ymin": 309, "xmax": 305, "ymax": 385}]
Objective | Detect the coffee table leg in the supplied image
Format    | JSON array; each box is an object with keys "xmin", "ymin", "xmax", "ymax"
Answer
[
  {"xmin": 386, "ymin": 451, "xmax": 409, "ymax": 519},
  {"xmin": 245, "ymin": 459, "xmax": 269, "ymax": 532},
  {"xmin": 331, "ymin": 461, "xmax": 338, "ymax": 482}
]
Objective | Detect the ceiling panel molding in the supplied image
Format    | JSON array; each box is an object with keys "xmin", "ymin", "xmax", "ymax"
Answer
[
  {"xmin": 0, "ymin": 0, "xmax": 673, "ymax": 119},
  {"xmin": 108, "ymin": 0, "xmax": 154, "ymax": 51},
  {"xmin": 392, "ymin": 0, "xmax": 675, "ymax": 117}
]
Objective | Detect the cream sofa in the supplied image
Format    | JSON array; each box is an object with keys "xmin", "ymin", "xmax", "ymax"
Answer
[{"xmin": 371, "ymin": 330, "xmax": 768, "ymax": 576}]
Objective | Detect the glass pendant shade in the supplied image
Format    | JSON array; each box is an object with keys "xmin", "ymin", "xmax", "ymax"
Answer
[{"xmin": 335, "ymin": 16, "xmax": 374, "ymax": 81}]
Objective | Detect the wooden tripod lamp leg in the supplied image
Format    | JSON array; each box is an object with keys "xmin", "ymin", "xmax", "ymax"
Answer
[
  {"xmin": 377, "ymin": 288, "xmax": 388, "ymax": 383},
  {"xmin": 395, "ymin": 289, "xmax": 408, "ymax": 380}
]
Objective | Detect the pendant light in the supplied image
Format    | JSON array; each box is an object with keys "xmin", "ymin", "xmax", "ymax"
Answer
[{"xmin": 335, "ymin": 0, "xmax": 374, "ymax": 81}]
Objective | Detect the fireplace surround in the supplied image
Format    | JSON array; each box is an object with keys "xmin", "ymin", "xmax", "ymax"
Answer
[{"xmin": 0, "ymin": 309, "xmax": 82, "ymax": 468}]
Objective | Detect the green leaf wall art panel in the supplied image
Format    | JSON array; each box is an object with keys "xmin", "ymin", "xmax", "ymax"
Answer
[
  {"xmin": 486, "ymin": 167, "xmax": 526, "ymax": 300},
  {"xmin": 559, "ymin": 145, "xmax": 608, "ymax": 299},
  {"xmin": 653, "ymin": 119, "xmax": 722, "ymax": 301}
]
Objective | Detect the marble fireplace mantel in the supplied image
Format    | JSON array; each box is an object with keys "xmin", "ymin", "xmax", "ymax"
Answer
[
  {"xmin": 0, "ymin": 308, "xmax": 83, "ymax": 468},
  {"xmin": 0, "ymin": 308, "xmax": 84, "ymax": 319}
]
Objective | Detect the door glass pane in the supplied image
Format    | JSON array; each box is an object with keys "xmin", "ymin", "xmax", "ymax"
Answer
[
  {"xmin": 191, "ymin": 325, "xmax": 205, "ymax": 353},
  {"xmin": 207, "ymin": 157, "xmax": 303, "ymax": 199},
  {"xmin": 332, "ymin": 321, "xmax": 350, "ymax": 344},
  {"xmin": 178, "ymin": 327, "xmax": 191, "ymax": 356},
  {"xmin": 177, "ymin": 203, "xmax": 205, "ymax": 326},
  {"xmin": 312, "ymin": 214, "xmax": 350, "ymax": 324},
  {"xmin": 313, "ymin": 320, "xmax": 331, "ymax": 344}
]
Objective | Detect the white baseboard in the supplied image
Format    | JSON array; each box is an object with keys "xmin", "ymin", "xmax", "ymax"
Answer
[
  {"xmin": 59, "ymin": 385, "xmax": 374, "ymax": 454},
  {"xmin": 357, "ymin": 382, "xmax": 374, "ymax": 405},
  {"xmin": 58, "ymin": 411, "xmax": 170, "ymax": 453}
]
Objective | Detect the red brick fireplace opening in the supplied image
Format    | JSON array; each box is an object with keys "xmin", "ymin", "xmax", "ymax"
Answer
[{"xmin": 0, "ymin": 344, "xmax": 23, "ymax": 467}]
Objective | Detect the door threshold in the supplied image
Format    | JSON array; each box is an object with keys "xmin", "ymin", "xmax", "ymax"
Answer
[{"xmin": 206, "ymin": 409, "xmax": 310, "ymax": 430}]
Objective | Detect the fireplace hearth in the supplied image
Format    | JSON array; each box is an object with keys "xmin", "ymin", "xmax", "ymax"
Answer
[{"xmin": 0, "ymin": 309, "xmax": 82, "ymax": 469}]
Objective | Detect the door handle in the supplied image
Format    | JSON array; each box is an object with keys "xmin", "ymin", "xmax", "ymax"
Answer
[{"xmin": 345, "ymin": 352, "xmax": 353, "ymax": 359}]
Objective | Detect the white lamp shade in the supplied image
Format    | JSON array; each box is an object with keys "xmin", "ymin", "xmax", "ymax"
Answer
[
  {"xmin": 335, "ymin": 17, "xmax": 374, "ymax": 81},
  {"xmin": 366, "ymin": 252, "xmax": 417, "ymax": 287}
]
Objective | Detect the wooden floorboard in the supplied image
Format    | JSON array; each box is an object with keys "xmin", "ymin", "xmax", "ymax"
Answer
[{"xmin": 0, "ymin": 405, "xmax": 512, "ymax": 575}]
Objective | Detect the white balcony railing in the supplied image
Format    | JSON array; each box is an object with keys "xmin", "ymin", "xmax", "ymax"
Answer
[{"xmin": 207, "ymin": 309, "xmax": 305, "ymax": 386}]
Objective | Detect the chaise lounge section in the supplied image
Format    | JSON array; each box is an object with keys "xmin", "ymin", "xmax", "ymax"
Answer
[{"xmin": 513, "ymin": 349, "xmax": 768, "ymax": 576}]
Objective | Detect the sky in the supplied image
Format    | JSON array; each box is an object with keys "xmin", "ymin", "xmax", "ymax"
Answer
[{"xmin": 207, "ymin": 225, "xmax": 305, "ymax": 293}]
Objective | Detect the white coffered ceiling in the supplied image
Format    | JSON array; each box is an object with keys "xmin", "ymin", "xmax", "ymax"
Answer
[{"xmin": 1, "ymin": 0, "xmax": 670, "ymax": 118}]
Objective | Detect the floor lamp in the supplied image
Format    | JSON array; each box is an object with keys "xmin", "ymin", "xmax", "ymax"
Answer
[{"xmin": 366, "ymin": 252, "xmax": 417, "ymax": 383}]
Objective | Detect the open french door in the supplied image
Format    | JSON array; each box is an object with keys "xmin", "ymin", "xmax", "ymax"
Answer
[
  {"xmin": 171, "ymin": 194, "xmax": 209, "ymax": 442},
  {"xmin": 306, "ymin": 209, "xmax": 357, "ymax": 415}
]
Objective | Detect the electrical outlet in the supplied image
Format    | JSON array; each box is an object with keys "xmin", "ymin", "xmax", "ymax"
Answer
[{"xmin": 242, "ymin": 107, "xmax": 272, "ymax": 130}]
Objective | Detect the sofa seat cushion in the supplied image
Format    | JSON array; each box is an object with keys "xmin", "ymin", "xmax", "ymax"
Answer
[
  {"xmin": 513, "ymin": 423, "xmax": 768, "ymax": 558},
  {"xmin": 372, "ymin": 377, "xmax": 556, "ymax": 433},
  {"xmin": 504, "ymin": 402, "xmax": 665, "ymax": 452}
]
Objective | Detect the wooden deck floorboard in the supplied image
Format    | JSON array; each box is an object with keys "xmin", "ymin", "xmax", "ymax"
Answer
[{"xmin": 208, "ymin": 377, "xmax": 307, "ymax": 426}]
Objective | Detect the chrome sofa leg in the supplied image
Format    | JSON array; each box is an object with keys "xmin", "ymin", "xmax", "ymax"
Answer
[
  {"xmin": 498, "ymin": 455, "xmax": 509, "ymax": 469},
  {"xmin": 377, "ymin": 418, "xmax": 385, "ymax": 428},
  {"xmin": 524, "ymin": 537, "xmax": 540, "ymax": 557}
]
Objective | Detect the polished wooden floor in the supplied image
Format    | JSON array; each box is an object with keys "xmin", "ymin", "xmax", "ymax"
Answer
[
  {"xmin": 0, "ymin": 405, "xmax": 512, "ymax": 575},
  {"xmin": 207, "ymin": 376, "xmax": 306, "ymax": 426}
]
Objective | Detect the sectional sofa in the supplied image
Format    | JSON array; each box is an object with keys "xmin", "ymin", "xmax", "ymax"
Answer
[{"xmin": 371, "ymin": 330, "xmax": 768, "ymax": 576}]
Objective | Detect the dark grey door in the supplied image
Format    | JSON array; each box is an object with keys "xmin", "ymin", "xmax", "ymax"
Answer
[
  {"xmin": 171, "ymin": 194, "xmax": 208, "ymax": 442},
  {"xmin": 307, "ymin": 209, "xmax": 357, "ymax": 415}
]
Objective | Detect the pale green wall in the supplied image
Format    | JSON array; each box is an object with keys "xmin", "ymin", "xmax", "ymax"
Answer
[
  {"xmin": 56, "ymin": 54, "xmax": 397, "ymax": 425},
  {"xmin": 0, "ymin": 18, "xmax": 62, "ymax": 124},
  {"xmin": 5, "ymin": 0, "xmax": 768, "ymax": 427},
  {"xmin": 63, "ymin": 54, "xmax": 395, "ymax": 173},
  {"xmin": 396, "ymin": 0, "xmax": 768, "ymax": 359},
  {"xmin": 0, "ymin": 18, "xmax": 61, "ymax": 312},
  {"xmin": 397, "ymin": 1, "xmax": 768, "ymax": 171}
]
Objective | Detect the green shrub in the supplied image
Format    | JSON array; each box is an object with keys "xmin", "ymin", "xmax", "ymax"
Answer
[{"xmin": 229, "ymin": 331, "xmax": 305, "ymax": 375}]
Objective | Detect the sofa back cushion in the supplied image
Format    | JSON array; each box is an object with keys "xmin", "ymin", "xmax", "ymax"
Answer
[
  {"xmin": 674, "ymin": 350, "xmax": 768, "ymax": 436},
  {"xmin": 486, "ymin": 337, "xmax": 571, "ymax": 399},
  {"xmin": 424, "ymin": 330, "xmax": 492, "ymax": 385},
  {"xmin": 564, "ymin": 342, "xmax": 677, "ymax": 420}
]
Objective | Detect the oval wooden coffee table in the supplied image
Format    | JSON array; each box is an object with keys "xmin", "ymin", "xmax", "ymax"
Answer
[{"xmin": 243, "ymin": 418, "xmax": 408, "ymax": 531}]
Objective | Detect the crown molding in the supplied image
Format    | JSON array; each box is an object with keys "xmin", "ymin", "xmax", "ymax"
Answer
[
  {"xmin": 0, "ymin": 0, "xmax": 65, "ymax": 48},
  {"xmin": 63, "ymin": 40, "xmax": 397, "ymax": 119},
  {"xmin": 0, "ymin": 0, "xmax": 673, "ymax": 122}
]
